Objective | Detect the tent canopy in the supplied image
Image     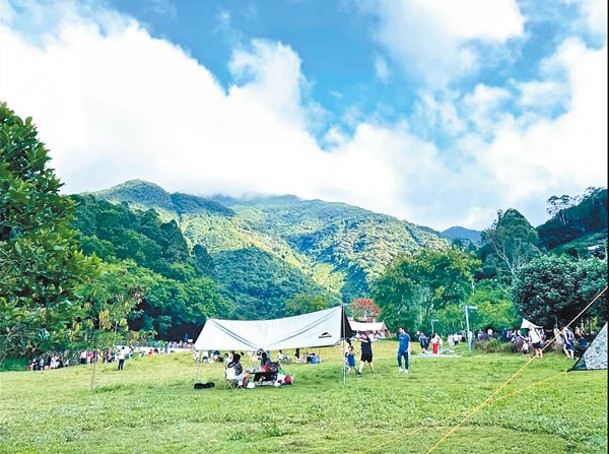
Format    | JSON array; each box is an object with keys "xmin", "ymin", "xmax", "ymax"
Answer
[
  {"xmin": 521, "ymin": 318, "xmax": 542, "ymax": 329},
  {"xmin": 571, "ymin": 323, "xmax": 607, "ymax": 371},
  {"xmin": 194, "ymin": 306, "xmax": 353, "ymax": 351},
  {"xmin": 349, "ymin": 320, "xmax": 389, "ymax": 334}
]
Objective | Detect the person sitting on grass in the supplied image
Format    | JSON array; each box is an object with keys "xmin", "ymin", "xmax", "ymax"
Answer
[
  {"xmin": 260, "ymin": 352, "xmax": 271, "ymax": 370},
  {"xmin": 227, "ymin": 353, "xmax": 250, "ymax": 388}
]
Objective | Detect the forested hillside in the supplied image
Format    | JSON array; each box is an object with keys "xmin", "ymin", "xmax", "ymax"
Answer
[{"xmin": 91, "ymin": 180, "xmax": 449, "ymax": 305}]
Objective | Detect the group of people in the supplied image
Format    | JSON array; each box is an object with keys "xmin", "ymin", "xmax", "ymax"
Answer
[
  {"xmin": 501, "ymin": 325, "xmax": 589, "ymax": 360},
  {"xmin": 225, "ymin": 350, "xmax": 292, "ymax": 388},
  {"xmin": 344, "ymin": 327, "xmax": 413, "ymax": 376}
]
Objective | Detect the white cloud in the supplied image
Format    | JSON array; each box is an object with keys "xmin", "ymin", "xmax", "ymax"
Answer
[
  {"xmin": 515, "ymin": 81, "xmax": 569, "ymax": 109},
  {"xmin": 478, "ymin": 38, "xmax": 607, "ymax": 209},
  {"xmin": 374, "ymin": 55, "xmax": 391, "ymax": 83},
  {"xmin": 362, "ymin": 0, "xmax": 525, "ymax": 85},
  {"xmin": 576, "ymin": 0, "xmax": 607, "ymax": 38},
  {"xmin": 0, "ymin": 2, "xmax": 605, "ymax": 232},
  {"xmin": 462, "ymin": 84, "xmax": 511, "ymax": 134}
]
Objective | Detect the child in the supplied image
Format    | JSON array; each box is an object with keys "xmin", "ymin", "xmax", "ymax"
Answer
[{"xmin": 344, "ymin": 345, "xmax": 356, "ymax": 373}]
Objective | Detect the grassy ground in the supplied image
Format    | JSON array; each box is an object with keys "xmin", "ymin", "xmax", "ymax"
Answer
[{"xmin": 0, "ymin": 342, "xmax": 606, "ymax": 453}]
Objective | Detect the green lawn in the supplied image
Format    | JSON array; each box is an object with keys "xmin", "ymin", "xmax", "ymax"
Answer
[{"xmin": 0, "ymin": 342, "xmax": 606, "ymax": 453}]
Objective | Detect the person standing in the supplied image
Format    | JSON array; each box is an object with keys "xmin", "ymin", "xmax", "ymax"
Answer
[
  {"xmin": 397, "ymin": 327, "xmax": 411, "ymax": 374},
  {"xmin": 117, "ymin": 347, "xmax": 126, "ymax": 371},
  {"xmin": 529, "ymin": 327, "xmax": 544, "ymax": 359},
  {"xmin": 356, "ymin": 332, "xmax": 374, "ymax": 375},
  {"xmin": 560, "ymin": 327, "xmax": 575, "ymax": 359},
  {"xmin": 344, "ymin": 345, "xmax": 356, "ymax": 374},
  {"xmin": 431, "ymin": 332, "xmax": 440, "ymax": 356},
  {"xmin": 417, "ymin": 331, "xmax": 428, "ymax": 354}
]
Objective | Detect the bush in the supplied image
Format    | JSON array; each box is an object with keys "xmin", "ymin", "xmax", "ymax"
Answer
[{"xmin": 473, "ymin": 338, "xmax": 512, "ymax": 353}]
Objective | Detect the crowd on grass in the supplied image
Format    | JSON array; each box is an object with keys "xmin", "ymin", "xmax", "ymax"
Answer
[
  {"xmin": 27, "ymin": 341, "xmax": 195, "ymax": 371},
  {"xmin": 27, "ymin": 323, "xmax": 594, "ymax": 374}
]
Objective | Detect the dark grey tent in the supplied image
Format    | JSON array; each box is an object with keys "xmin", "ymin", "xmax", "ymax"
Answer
[{"xmin": 570, "ymin": 323, "xmax": 607, "ymax": 371}]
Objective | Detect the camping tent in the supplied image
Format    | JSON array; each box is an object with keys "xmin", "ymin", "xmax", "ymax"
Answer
[
  {"xmin": 570, "ymin": 323, "xmax": 607, "ymax": 371},
  {"xmin": 194, "ymin": 306, "xmax": 353, "ymax": 351},
  {"xmin": 348, "ymin": 319, "xmax": 390, "ymax": 337}
]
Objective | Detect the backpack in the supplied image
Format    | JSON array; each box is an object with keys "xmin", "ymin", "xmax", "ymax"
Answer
[
  {"xmin": 194, "ymin": 382, "xmax": 215, "ymax": 389},
  {"xmin": 268, "ymin": 362, "xmax": 280, "ymax": 373}
]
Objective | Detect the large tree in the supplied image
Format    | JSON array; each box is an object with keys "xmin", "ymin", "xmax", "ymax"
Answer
[
  {"xmin": 371, "ymin": 248, "xmax": 480, "ymax": 332},
  {"xmin": 0, "ymin": 103, "xmax": 97, "ymax": 360},
  {"xmin": 512, "ymin": 254, "xmax": 607, "ymax": 327},
  {"xmin": 481, "ymin": 208, "xmax": 539, "ymax": 280}
]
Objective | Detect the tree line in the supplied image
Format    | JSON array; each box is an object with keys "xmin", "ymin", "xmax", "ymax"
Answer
[{"xmin": 1, "ymin": 103, "xmax": 607, "ymax": 363}]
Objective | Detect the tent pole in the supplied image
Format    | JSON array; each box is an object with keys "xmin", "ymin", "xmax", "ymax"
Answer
[{"xmin": 342, "ymin": 301, "xmax": 346, "ymax": 386}]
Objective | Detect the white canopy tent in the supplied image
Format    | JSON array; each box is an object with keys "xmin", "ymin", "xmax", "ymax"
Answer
[
  {"xmin": 348, "ymin": 320, "xmax": 390, "ymax": 337},
  {"xmin": 194, "ymin": 306, "xmax": 353, "ymax": 352}
]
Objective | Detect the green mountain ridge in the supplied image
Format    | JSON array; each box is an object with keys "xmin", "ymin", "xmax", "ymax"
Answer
[{"xmin": 90, "ymin": 179, "xmax": 450, "ymax": 303}]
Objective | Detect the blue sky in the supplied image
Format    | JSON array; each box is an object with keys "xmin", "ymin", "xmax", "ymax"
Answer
[{"xmin": 0, "ymin": 0, "xmax": 607, "ymax": 230}]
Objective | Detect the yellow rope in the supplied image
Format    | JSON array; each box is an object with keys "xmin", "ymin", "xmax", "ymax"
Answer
[
  {"xmin": 362, "ymin": 370, "xmax": 569, "ymax": 453},
  {"xmin": 425, "ymin": 285, "xmax": 607, "ymax": 453}
]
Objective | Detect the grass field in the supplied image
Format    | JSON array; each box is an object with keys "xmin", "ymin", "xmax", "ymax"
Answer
[{"xmin": 0, "ymin": 341, "xmax": 606, "ymax": 453}]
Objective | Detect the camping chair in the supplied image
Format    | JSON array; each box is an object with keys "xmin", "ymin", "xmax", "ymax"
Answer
[{"xmin": 224, "ymin": 367, "xmax": 243, "ymax": 390}]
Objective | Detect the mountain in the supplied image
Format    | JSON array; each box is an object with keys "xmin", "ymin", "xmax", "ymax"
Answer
[
  {"xmin": 442, "ymin": 226, "xmax": 482, "ymax": 246},
  {"xmin": 90, "ymin": 180, "xmax": 449, "ymax": 307}
]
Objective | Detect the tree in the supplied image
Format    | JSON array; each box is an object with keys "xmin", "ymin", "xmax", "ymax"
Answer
[
  {"xmin": 481, "ymin": 209, "xmax": 539, "ymax": 280},
  {"xmin": 0, "ymin": 103, "xmax": 97, "ymax": 360},
  {"xmin": 372, "ymin": 248, "xmax": 480, "ymax": 332},
  {"xmin": 349, "ymin": 298, "xmax": 381, "ymax": 321},
  {"xmin": 75, "ymin": 260, "xmax": 147, "ymax": 351},
  {"xmin": 285, "ymin": 294, "xmax": 330, "ymax": 316},
  {"xmin": 512, "ymin": 255, "xmax": 607, "ymax": 327}
]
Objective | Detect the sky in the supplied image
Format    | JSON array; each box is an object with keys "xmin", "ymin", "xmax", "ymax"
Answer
[{"xmin": 0, "ymin": 0, "xmax": 607, "ymax": 231}]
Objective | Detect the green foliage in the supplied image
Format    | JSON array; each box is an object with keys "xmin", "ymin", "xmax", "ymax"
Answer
[
  {"xmin": 473, "ymin": 338, "xmax": 513, "ymax": 353},
  {"xmin": 467, "ymin": 284, "xmax": 516, "ymax": 330},
  {"xmin": 70, "ymin": 195, "xmax": 228, "ymax": 340},
  {"xmin": 481, "ymin": 208, "xmax": 540, "ymax": 280},
  {"xmin": 213, "ymin": 248, "xmax": 337, "ymax": 320},
  {"xmin": 372, "ymin": 247, "xmax": 480, "ymax": 332},
  {"xmin": 74, "ymin": 261, "xmax": 146, "ymax": 349},
  {"xmin": 538, "ymin": 187, "xmax": 608, "ymax": 251},
  {"xmin": 512, "ymin": 254, "xmax": 608, "ymax": 327},
  {"xmin": 284, "ymin": 294, "xmax": 331, "ymax": 316},
  {"xmin": 71, "ymin": 195, "xmax": 199, "ymax": 280},
  {"xmin": 95, "ymin": 182, "xmax": 449, "ymax": 306},
  {"xmin": 0, "ymin": 103, "xmax": 98, "ymax": 359}
]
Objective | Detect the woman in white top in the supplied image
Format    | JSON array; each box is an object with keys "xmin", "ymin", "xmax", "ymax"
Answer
[{"xmin": 529, "ymin": 328, "xmax": 544, "ymax": 359}]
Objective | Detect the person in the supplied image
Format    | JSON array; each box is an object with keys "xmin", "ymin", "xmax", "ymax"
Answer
[
  {"xmin": 356, "ymin": 332, "xmax": 374, "ymax": 375},
  {"xmin": 560, "ymin": 327, "xmax": 575, "ymax": 359},
  {"xmin": 431, "ymin": 332, "xmax": 440, "ymax": 356},
  {"xmin": 226, "ymin": 353, "xmax": 249, "ymax": 387},
  {"xmin": 278, "ymin": 350, "xmax": 291, "ymax": 363},
  {"xmin": 117, "ymin": 347, "xmax": 126, "ymax": 371},
  {"xmin": 529, "ymin": 327, "xmax": 544, "ymax": 359},
  {"xmin": 260, "ymin": 351, "xmax": 271, "ymax": 370},
  {"xmin": 397, "ymin": 327, "xmax": 411, "ymax": 374},
  {"xmin": 417, "ymin": 331, "xmax": 428, "ymax": 354},
  {"xmin": 344, "ymin": 345, "xmax": 356, "ymax": 374}
]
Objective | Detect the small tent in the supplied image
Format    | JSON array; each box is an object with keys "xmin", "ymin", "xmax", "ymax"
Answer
[
  {"xmin": 570, "ymin": 323, "xmax": 607, "ymax": 371},
  {"xmin": 194, "ymin": 306, "xmax": 353, "ymax": 352}
]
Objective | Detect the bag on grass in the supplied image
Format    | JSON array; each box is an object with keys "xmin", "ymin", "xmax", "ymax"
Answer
[{"xmin": 194, "ymin": 382, "xmax": 215, "ymax": 389}]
